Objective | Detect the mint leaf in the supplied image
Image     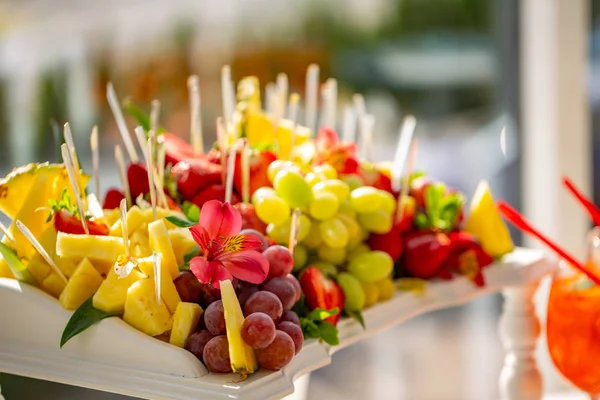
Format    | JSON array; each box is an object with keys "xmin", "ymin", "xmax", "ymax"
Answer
[
  {"xmin": 166, "ymin": 216, "xmax": 195, "ymax": 228},
  {"xmin": 61, "ymin": 297, "xmax": 119, "ymax": 348},
  {"xmin": 47, "ymin": 189, "xmax": 79, "ymax": 222},
  {"xmin": 182, "ymin": 202, "xmax": 200, "ymax": 223},
  {"xmin": 300, "ymin": 319, "xmax": 321, "ymax": 339},
  {"xmin": 346, "ymin": 310, "xmax": 366, "ymax": 329},
  {"xmin": 317, "ymin": 321, "xmax": 339, "ymax": 346},
  {"xmin": 178, "ymin": 263, "xmax": 190, "ymax": 271},
  {"xmin": 183, "ymin": 245, "xmax": 200, "ymax": 263},
  {"xmin": 306, "ymin": 307, "xmax": 339, "ymax": 322},
  {"xmin": 122, "ymin": 98, "xmax": 166, "ymax": 135}
]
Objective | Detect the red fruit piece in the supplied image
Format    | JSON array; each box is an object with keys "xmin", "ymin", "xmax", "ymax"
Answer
[
  {"xmin": 162, "ymin": 133, "xmax": 197, "ymax": 166},
  {"xmin": 102, "ymin": 188, "xmax": 125, "ymax": 209},
  {"xmin": 313, "ymin": 128, "xmax": 360, "ymax": 175},
  {"xmin": 368, "ymin": 224, "xmax": 404, "ymax": 262},
  {"xmin": 171, "ymin": 160, "xmax": 223, "ymax": 201},
  {"xmin": 192, "ymin": 184, "xmax": 240, "ymax": 210},
  {"xmin": 396, "ymin": 195, "xmax": 417, "ymax": 232},
  {"xmin": 233, "ymin": 149, "xmax": 277, "ymax": 199},
  {"xmin": 234, "ymin": 203, "xmax": 267, "ymax": 234},
  {"xmin": 54, "ymin": 209, "xmax": 109, "ymax": 236},
  {"xmin": 127, "ymin": 163, "xmax": 150, "ymax": 200},
  {"xmin": 359, "ymin": 165, "xmax": 393, "ymax": 193},
  {"xmin": 299, "ymin": 266, "xmax": 345, "ymax": 326},
  {"xmin": 403, "ymin": 230, "xmax": 451, "ymax": 279},
  {"xmin": 443, "ymin": 231, "xmax": 494, "ymax": 287},
  {"xmin": 409, "ymin": 177, "xmax": 432, "ymax": 209}
]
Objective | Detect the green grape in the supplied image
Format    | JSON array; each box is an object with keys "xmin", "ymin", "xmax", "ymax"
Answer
[
  {"xmin": 255, "ymin": 195, "xmax": 291, "ymax": 225},
  {"xmin": 311, "ymin": 260, "xmax": 338, "ymax": 277},
  {"xmin": 312, "ymin": 179, "xmax": 350, "ymax": 203},
  {"xmin": 274, "ymin": 170, "xmax": 312, "ymax": 208},
  {"xmin": 379, "ymin": 190, "xmax": 397, "ymax": 214},
  {"xmin": 358, "ymin": 225, "xmax": 370, "ymax": 242},
  {"xmin": 252, "ymin": 187, "xmax": 277, "ymax": 205},
  {"xmin": 266, "ymin": 221, "xmax": 291, "ymax": 244},
  {"xmin": 336, "ymin": 272, "xmax": 366, "ymax": 311},
  {"xmin": 341, "ymin": 174, "xmax": 365, "ymax": 191},
  {"xmin": 362, "ymin": 282, "xmax": 380, "ymax": 308},
  {"xmin": 347, "ymin": 251, "xmax": 393, "ymax": 283},
  {"xmin": 319, "ymin": 218, "xmax": 349, "ymax": 249},
  {"xmin": 302, "ymin": 221, "xmax": 322, "ymax": 248},
  {"xmin": 309, "ymin": 192, "xmax": 339, "ymax": 220},
  {"xmin": 305, "ymin": 172, "xmax": 324, "ymax": 188},
  {"xmin": 296, "ymin": 214, "xmax": 312, "ymax": 242},
  {"xmin": 337, "ymin": 200, "xmax": 356, "ymax": 219},
  {"xmin": 293, "ymin": 244, "xmax": 308, "ymax": 271},
  {"xmin": 317, "ymin": 244, "xmax": 346, "ymax": 265},
  {"xmin": 350, "ymin": 186, "xmax": 383, "ymax": 213},
  {"xmin": 267, "ymin": 160, "xmax": 286, "ymax": 183},
  {"xmin": 347, "ymin": 243, "xmax": 371, "ymax": 262},
  {"xmin": 357, "ymin": 209, "xmax": 393, "ymax": 234},
  {"xmin": 313, "ymin": 164, "xmax": 337, "ymax": 179},
  {"xmin": 336, "ymin": 214, "xmax": 360, "ymax": 243},
  {"xmin": 376, "ymin": 277, "xmax": 396, "ymax": 301}
]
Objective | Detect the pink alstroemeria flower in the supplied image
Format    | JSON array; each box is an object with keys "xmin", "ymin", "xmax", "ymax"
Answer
[{"xmin": 189, "ymin": 200, "xmax": 269, "ymax": 289}]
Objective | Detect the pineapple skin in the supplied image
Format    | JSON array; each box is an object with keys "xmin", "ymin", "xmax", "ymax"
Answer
[
  {"xmin": 123, "ymin": 279, "xmax": 173, "ymax": 337},
  {"xmin": 59, "ymin": 258, "xmax": 103, "ymax": 310},
  {"xmin": 169, "ymin": 302, "xmax": 203, "ymax": 348},
  {"xmin": 148, "ymin": 220, "xmax": 179, "ymax": 280},
  {"xmin": 93, "ymin": 268, "xmax": 145, "ymax": 314}
]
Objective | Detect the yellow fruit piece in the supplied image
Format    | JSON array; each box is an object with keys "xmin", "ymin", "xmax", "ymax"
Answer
[
  {"xmin": 0, "ymin": 255, "xmax": 15, "ymax": 279},
  {"xmin": 93, "ymin": 268, "xmax": 145, "ymax": 314},
  {"xmin": 109, "ymin": 206, "xmax": 145, "ymax": 237},
  {"xmin": 141, "ymin": 207, "xmax": 180, "ymax": 230},
  {"xmin": 169, "ymin": 302, "xmax": 203, "ymax": 348},
  {"xmin": 104, "ymin": 209, "xmax": 121, "ymax": 226},
  {"xmin": 123, "ymin": 279, "xmax": 173, "ymax": 337},
  {"xmin": 276, "ymin": 120, "xmax": 311, "ymax": 160},
  {"xmin": 131, "ymin": 230, "xmax": 151, "ymax": 257},
  {"xmin": 148, "ymin": 220, "xmax": 179, "ymax": 280},
  {"xmin": 42, "ymin": 273, "xmax": 67, "ymax": 298},
  {"xmin": 168, "ymin": 228, "xmax": 198, "ymax": 266},
  {"xmin": 397, "ymin": 278, "xmax": 427, "ymax": 294},
  {"xmin": 27, "ymin": 255, "xmax": 51, "ymax": 283},
  {"xmin": 138, "ymin": 257, "xmax": 181, "ymax": 314},
  {"xmin": 246, "ymin": 113, "xmax": 276, "ymax": 149},
  {"xmin": 362, "ymin": 282, "xmax": 380, "ymax": 308},
  {"xmin": 236, "ymin": 76, "xmax": 262, "ymax": 114},
  {"xmin": 464, "ymin": 180, "xmax": 514, "ymax": 258},
  {"xmin": 56, "ymin": 257, "xmax": 78, "ymax": 278},
  {"xmin": 56, "ymin": 233, "xmax": 125, "ymax": 265},
  {"xmin": 59, "ymin": 258, "xmax": 103, "ymax": 310},
  {"xmin": 375, "ymin": 278, "xmax": 395, "ymax": 302},
  {"xmin": 220, "ymin": 279, "xmax": 258, "ymax": 376}
]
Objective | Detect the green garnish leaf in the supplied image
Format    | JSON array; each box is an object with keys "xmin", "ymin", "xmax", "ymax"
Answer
[
  {"xmin": 296, "ymin": 299, "xmax": 340, "ymax": 345},
  {"xmin": 122, "ymin": 98, "xmax": 166, "ymax": 135},
  {"xmin": 306, "ymin": 307, "xmax": 339, "ymax": 322},
  {"xmin": 178, "ymin": 263, "xmax": 190, "ymax": 271},
  {"xmin": 300, "ymin": 319, "xmax": 321, "ymax": 339},
  {"xmin": 182, "ymin": 202, "xmax": 200, "ymax": 223},
  {"xmin": 166, "ymin": 216, "xmax": 195, "ymax": 228},
  {"xmin": 61, "ymin": 297, "xmax": 119, "ymax": 348},
  {"xmin": 414, "ymin": 212, "xmax": 430, "ymax": 229},
  {"xmin": 317, "ymin": 321, "xmax": 340, "ymax": 346},
  {"xmin": 346, "ymin": 310, "xmax": 366, "ymax": 329},
  {"xmin": 47, "ymin": 189, "xmax": 78, "ymax": 222},
  {"xmin": 183, "ymin": 244, "xmax": 201, "ymax": 263}
]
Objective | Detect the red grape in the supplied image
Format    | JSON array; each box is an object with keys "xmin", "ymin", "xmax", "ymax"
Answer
[
  {"xmin": 203, "ymin": 335, "xmax": 232, "ymax": 373},
  {"xmin": 243, "ymin": 291, "xmax": 283, "ymax": 321},
  {"xmin": 264, "ymin": 245, "xmax": 294, "ymax": 278},
  {"xmin": 236, "ymin": 281, "xmax": 259, "ymax": 308},
  {"xmin": 256, "ymin": 331, "xmax": 295, "ymax": 370},
  {"xmin": 204, "ymin": 300, "xmax": 226, "ymax": 336},
  {"xmin": 283, "ymin": 274, "xmax": 302, "ymax": 303},
  {"xmin": 185, "ymin": 330, "xmax": 214, "ymax": 361},
  {"xmin": 279, "ymin": 310, "xmax": 300, "ymax": 327},
  {"xmin": 240, "ymin": 229, "xmax": 269, "ymax": 252},
  {"xmin": 260, "ymin": 277, "xmax": 297, "ymax": 311},
  {"xmin": 241, "ymin": 312, "xmax": 276, "ymax": 349},
  {"xmin": 197, "ymin": 312, "xmax": 206, "ymax": 331},
  {"xmin": 277, "ymin": 321, "xmax": 304, "ymax": 354},
  {"xmin": 198, "ymin": 283, "xmax": 222, "ymax": 310},
  {"xmin": 173, "ymin": 271, "xmax": 204, "ymax": 303}
]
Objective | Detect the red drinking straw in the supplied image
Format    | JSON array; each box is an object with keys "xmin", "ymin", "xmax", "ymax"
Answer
[
  {"xmin": 562, "ymin": 177, "xmax": 600, "ymax": 227},
  {"xmin": 497, "ymin": 201, "xmax": 600, "ymax": 286}
]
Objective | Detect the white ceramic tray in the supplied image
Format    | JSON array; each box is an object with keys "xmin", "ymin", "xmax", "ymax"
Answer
[{"xmin": 0, "ymin": 247, "xmax": 554, "ymax": 400}]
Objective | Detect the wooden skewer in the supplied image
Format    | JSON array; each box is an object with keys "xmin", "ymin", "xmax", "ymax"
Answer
[
  {"xmin": 216, "ymin": 117, "xmax": 228, "ymax": 184},
  {"xmin": 396, "ymin": 140, "xmax": 418, "ymax": 223},
  {"xmin": 305, "ymin": 64, "xmax": 319, "ymax": 134},
  {"xmin": 341, "ymin": 105, "xmax": 356, "ymax": 143},
  {"xmin": 224, "ymin": 148, "xmax": 237, "ymax": 204},
  {"xmin": 288, "ymin": 93, "xmax": 300, "ymax": 161},
  {"xmin": 353, "ymin": 94, "xmax": 366, "ymax": 145},
  {"xmin": 187, "ymin": 75, "xmax": 204, "ymax": 154},
  {"xmin": 0, "ymin": 221, "xmax": 14, "ymax": 243},
  {"xmin": 153, "ymin": 251, "xmax": 162, "ymax": 306},
  {"xmin": 277, "ymin": 73, "xmax": 289, "ymax": 116},
  {"xmin": 61, "ymin": 144, "xmax": 89, "ymax": 234},
  {"xmin": 134, "ymin": 126, "xmax": 148, "ymax": 163},
  {"xmin": 265, "ymin": 82, "xmax": 276, "ymax": 115},
  {"xmin": 156, "ymin": 140, "xmax": 168, "ymax": 208},
  {"xmin": 115, "ymin": 145, "xmax": 132, "ymax": 208},
  {"xmin": 325, "ymin": 78, "xmax": 337, "ymax": 130},
  {"xmin": 391, "ymin": 115, "xmax": 417, "ymax": 193},
  {"xmin": 16, "ymin": 220, "xmax": 67, "ymax": 284},
  {"xmin": 360, "ymin": 114, "xmax": 375, "ymax": 163},
  {"xmin": 146, "ymin": 138, "xmax": 158, "ymax": 221},
  {"xmin": 150, "ymin": 100, "xmax": 161, "ymax": 136},
  {"xmin": 107, "ymin": 83, "xmax": 139, "ymax": 163},
  {"xmin": 120, "ymin": 198, "xmax": 130, "ymax": 259},
  {"xmin": 63, "ymin": 123, "xmax": 85, "ymax": 213},
  {"xmin": 90, "ymin": 126, "xmax": 100, "ymax": 197},
  {"xmin": 221, "ymin": 66, "xmax": 234, "ymax": 127},
  {"xmin": 288, "ymin": 209, "xmax": 301, "ymax": 253}
]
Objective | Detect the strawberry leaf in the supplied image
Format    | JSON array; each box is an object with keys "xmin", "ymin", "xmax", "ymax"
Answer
[
  {"xmin": 346, "ymin": 310, "xmax": 366, "ymax": 329},
  {"xmin": 306, "ymin": 307, "xmax": 339, "ymax": 322},
  {"xmin": 47, "ymin": 189, "xmax": 80, "ymax": 222},
  {"xmin": 122, "ymin": 98, "xmax": 166, "ymax": 135},
  {"xmin": 61, "ymin": 297, "xmax": 119, "ymax": 348},
  {"xmin": 317, "ymin": 321, "xmax": 339, "ymax": 346}
]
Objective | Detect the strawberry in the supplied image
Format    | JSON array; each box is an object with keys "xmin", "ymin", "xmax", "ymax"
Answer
[
  {"xmin": 313, "ymin": 128, "xmax": 360, "ymax": 175},
  {"xmin": 171, "ymin": 160, "xmax": 223, "ymax": 201},
  {"xmin": 191, "ymin": 184, "xmax": 240, "ymax": 210},
  {"xmin": 442, "ymin": 231, "xmax": 494, "ymax": 287},
  {"xmin": 410, "ymin": 176, "xmax": 433, "ymax": 209},
  {"xmin": 367, "ymin": 224, "xmax": 404, "ymax": 262},
  {"xmin": 128, "ymin": 163, "xmax": 150, "ymax": 199},
  {"xmin": 164, "ymin": 194, "xmax": 182, "ymax": 212},
  {"xmin": 102, "ymin": 188, "xmax": 125, "ymax": 209},
  {"xmin": 234, "ymin": 203, "xmax": 268, "ymax": 234},
  {"xmin": 162, "ymin": 133, "xmax": 197, "ymax": 166},
  {"xmin": 54, "ymin": 209, "xmax": 109, "ymax": 236},
  {"xmin": 358, "ymin": 163, "xmax": 393, "ymax": 193},
  {"xmin": 402, "ymin": 230, "xmax": 451, "ymax": 279},
  {"xmin": 233, "ymin": 149, "xmax": 277, "ymax": 198},
  {"xmin": 397, "ymin": 195, "xmax": 417, "ymax": 232},
  {"xmin": 299, "ymin": 266, "xmax": 345, "ymax": 326}
]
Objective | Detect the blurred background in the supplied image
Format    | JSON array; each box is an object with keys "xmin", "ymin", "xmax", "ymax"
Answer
[{"xmin": 0, "ymin": 0, "xmax": 595, "ymax": 399}]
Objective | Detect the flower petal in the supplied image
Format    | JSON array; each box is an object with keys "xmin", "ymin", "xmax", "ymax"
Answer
[
  {"xmin": 190, "ymin": 256, "xmax": 214, "ymax": 284},
  {"xmin": 210, "ymin": 263, "xmax": 233, "ymax": 289},
  {"xmin": 213, "ymin": 234, "xmax": 263, "ymax": 258},
  {"xmin": 199, "ymin": 200, "xmax": 242, "ymax": 239},
  {"xmin": 219, "ymin": 250, "xmax": 269, "ymax": 284},
  {"xmin": 190, "ymin": 225, "xmax": 212, "ymax": 254}
]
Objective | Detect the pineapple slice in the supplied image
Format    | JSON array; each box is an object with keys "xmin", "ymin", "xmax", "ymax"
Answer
[
  {"xmin": 131, "ymin": 230, "xmax": 151, "ymax": 257},
  {"xmin": 464, "ymin": 180, "xmax": 514, "ymax": 258},
  {"xmin": 27, "ymin": 255, "xmax": 51, "ymax": 283},
  {"xmin": 148, "ymin": 220, "xmax": 179, "ymax": 280},
  {"xmin": 55, "ymin": 257, "xmax": 78, "ymax": 278},
  {"xmin": 0, "ymin": 255, "xmax": 15, "ymax": 279},
  {"xmin": 141, "ymin": 207, "xmax": 180, "ymax": 230},
  {"xmin": 168, "ymin": 228, "xmax": 198, "ymax": 266},
  {"xmin": 137, "ymin": 257, "xmax": 181, "ymax": 314},
  {"xmin": 123, "ymin": 279, "xmax": 173, "ymax": 337},
  {"xmin": 169, "ymin": 302, "xmax": 203, "ymax": 348},
  {"xmin": 246, "ymin": 113, "xmax": 276, "ymax": 149},
  {"xmin": 220, "ymin": 279, "xmax": 258, "ymax": 375},
  {"xmin": 59, "ymin": 258, "xmax": 103, "ymax": 310},
  {"xmin": 93, "ymin": 268, "xmax": 145, "ymax": 314},
  {"xmin": 109, "ymin": 206, "xmax": 145, "ymax": 237},
  {"xmin": 276, "ymin": 120, "xmax": 311, "ymax": 161},
  {"xmin": 0, "ymin": 163, "xmax": 39, "ymax": 218},
  {"xmin": 42, "ymin": 272, "xmax": 67, "ymax": 298},
  {"xmin": 104, "ymin": 208, "xmax": 121, "ymax": 226},
  {"xmin": 56, "ymin": 233, "xmax": 125, "ymax": 265}
]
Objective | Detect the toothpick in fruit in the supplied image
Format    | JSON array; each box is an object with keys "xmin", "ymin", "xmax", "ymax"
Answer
[
  {"xmin": 115, "ymin": 145, "xmax": 132, "ymax": 208},
  {"xmin": 277, "ymin": 73, "xmax": 289, "ymax": 116},
  {"xmin": 391, "ymin": 115, "xmax": 417, "ymax": 193},
  {"xmin": 188, "ymin": 75, "xmax": 204, "ymax": 154},
  {"xmin": 265, "ymin": 82, "xmax": 276, "ymax": 115},
  {"xmin": 156, "ymin": 139, "xmax": 168, "ymax": 208},
  {"xmin": 325, "ymin": 78, "xmax": 337, "ymax": 129},
  {"xmin": 16, "ymin": 220, "xmax": 67, "ymax": 284},
  {"xmin": 241, "ymin": 141, "xmax": 251, "ymax": 204},
  {"xmin": 287, "ymin": 93, "xmax": 300, "ymax": 160},
  {"xmin": 342, "ymin": 105, "xmax": 356, "ymax": 143},
  {"xmin": 0, "ymin": 221, "xmax": 14, "ymax": 243},
  {"xmin": 360, "ymin": 114, "xmax": 375, "ymax": 163},
  {"xmin": 216, "ymin": 117, "xmax": 228, "ymax": 183},
  {"xmin": 396, "ymin": 140, "xmax": 418, "ymax": 224},
  {"xmin": 221, "ymin": 65, "xmax": 235, "ymax": 127},
  {"xmin": 225, "ymin": 148, "xmax": 237, "ymax": 204},
  {"xmin": 146, "ymin": 138, "xmax": 158, "ymax": 221},
  {"xmin": 153, "ymin": 251, "xmax": 162, "ymax": 306},
  {"xmin": 134, "ymin": 126, "xmax": 148, "ymax": 163},
  {"xmin": 107, "ymin": 82, "xmax": 139, "ymax": 163},
  {"xmin": 114, "ymin": 198, "xmax": 139, "ymax": 279},
  {"xmin": 150, "ymin": 100, "xmax": 161, "ymax": 136},
  {"xmin": 90, "ymin": 126, "xmax": 100, "ymax": 197},
  {"xmin": 288, "ymin": 209, "xmax": 301, "ymax": 254},
  {"xmin": 353, "ymin": 94, "xmax": 366, "ymax": 144},
  {"xmin": 63, "ymin": 123, "xmax": 86, "ymax": 212},
  {"xmin": 305, "ymin": 64, "xmax": 319, "ymax": 133},
  {"xmin": 61, "ymin": 144, "xmax": 89, "ymax": 234}
]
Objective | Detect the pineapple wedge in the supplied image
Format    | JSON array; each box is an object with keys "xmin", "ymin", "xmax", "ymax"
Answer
[
  {"xmin": 123, "ymin": 279, "xmax": 173, "ymax": 337},
  {"xmin": 56, "ymin": 233, "xmax": 125, "ymax": 265},
  {"xmin": 27, "ymin": 255, "xmax": 51, "ymax": 283},
  {"xmin": 93, "ymin": 268, "xmax": 145, "ymax": 314},
  {"xmin": 169, "ymin": 302, "xmax": 203, "ymax": 348},
  {"xmin": 220, "ymin": 279, "xmax": 258, "ymax": 375},
  {"xmin": 109, "ymin": 206, "xmax": 145, "ymax": 237},
  {"xmin": 59, "ymin": 258, "xmax": 103, "ymax": 310},
  {"xmin": 137, "ymin": 257, "xmax": 181, "ymax": 314},
  {"xmin": 42, "ymin": 272, "xmax": 67, "ymax": 298},
  {"xmin": 104, "ymin": 209, "xmax": 121, "ymax": 226},
  {"xmin": 148, "ymin": 220, "xmax": 179, "ymax": 280},
  {"xmin": 25, "ymin": 226, "xmax": 60, "ymax": 282},
  {"xmin": 131, "ymin": 230, "xmax": 151, "ymax": 257},
  {"xmin": 141, "ymin": 207, "xmax": 180, "ymax": 230},
  {"xmin": 168, "ymin": 228, "xmax": 198, "ymax": 266},
  {"xmin": 464, "ymin": 180, "xmax": 514, "ymax": 258},
  {"xmin": 0, "ymin": 255, "xmax": 15, "ymax": 279}
]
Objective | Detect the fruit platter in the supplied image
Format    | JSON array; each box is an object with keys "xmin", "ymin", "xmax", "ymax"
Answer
[{"xmin": 0, "ymin": 67, "xmax": 554, "ymax": 400}]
